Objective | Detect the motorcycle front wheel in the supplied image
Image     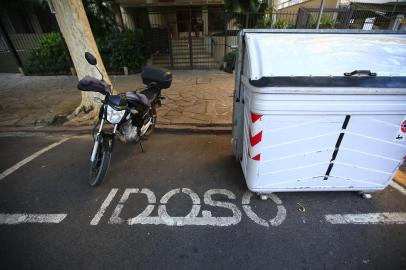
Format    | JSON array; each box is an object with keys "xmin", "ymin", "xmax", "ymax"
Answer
[{"xmin": 89, "ymin": 136, "xmax": 111, "ymax": 186}]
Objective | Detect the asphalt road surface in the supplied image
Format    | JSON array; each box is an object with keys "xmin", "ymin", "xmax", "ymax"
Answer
[{"xmin": 0, "ymin": 132, "xmax": 405, "ymax": 270}]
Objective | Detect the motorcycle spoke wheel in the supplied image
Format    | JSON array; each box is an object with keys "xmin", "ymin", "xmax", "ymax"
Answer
[{"xmin": 89, "ymin": 137, "xmax": 111, "ymax": 187}]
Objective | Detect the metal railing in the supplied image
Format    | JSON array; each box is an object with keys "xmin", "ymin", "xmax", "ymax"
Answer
[
  {"xmin": 140, "ymin": 6, "xmax": 403, "ymax": 69},
  {"xmin": 3, "ymin": 4, "xmax": 402, "ymax": 72}
]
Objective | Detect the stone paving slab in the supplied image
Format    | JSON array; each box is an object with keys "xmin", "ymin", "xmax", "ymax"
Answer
[
  {"xmin": 0, "ymin": 70, "xmax": 234, "ymax": 127},
  {"xmin": 0, "ymin": 74, "xmax": 80, "ymax": 127}
]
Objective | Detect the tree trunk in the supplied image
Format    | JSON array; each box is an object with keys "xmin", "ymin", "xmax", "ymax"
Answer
[{"xmin": 50, "ymin": 0, "xmax": 111, "ymax": 117}]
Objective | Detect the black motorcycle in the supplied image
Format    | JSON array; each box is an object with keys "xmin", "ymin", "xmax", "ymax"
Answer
[{"xmin": 77, "ymin": 52, "xmax": 172, "ymax": 186}]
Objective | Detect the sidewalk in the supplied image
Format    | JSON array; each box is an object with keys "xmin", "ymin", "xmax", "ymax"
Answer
[
  {"xmin": 0, "ymin": 70, "xmax": 234, "ymax": 127},
  {"xmin": 395, "ymin": 162, "xmax": 406, "ymax": 188}
]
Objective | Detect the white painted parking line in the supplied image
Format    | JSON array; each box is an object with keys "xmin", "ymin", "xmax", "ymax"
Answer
[
  {"xmin": 0, "ymin": 213, "xmax": 67, "ymax": 224},
  {"xmin": 0, "ymin": 137, "xmax": 70, "ymax": 181},
  {"xmin": 390, "ymin": 181, "xmax": 406, "ymax": 196},
  {"xmin": 90, "ymin": 188, "xmax": 119, "ymax": 225},
  {"xmin": 242, "ymin": 191, "xmax": 286, "ymax": 227},
  {"xmin": 93, "ymin": 188, "xmax": 286, "ymax": 227},
  {"xmin": 325, "ymin": 212, "xmax": 406, "ymax": 225}
]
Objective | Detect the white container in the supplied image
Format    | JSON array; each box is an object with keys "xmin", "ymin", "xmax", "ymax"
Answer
[{"xmin": 232, "ymin": 30, "xmax": 406, "ymax": 193}]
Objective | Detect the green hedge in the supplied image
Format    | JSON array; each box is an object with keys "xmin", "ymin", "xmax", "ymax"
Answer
[
  {"xmin": 223, "ymin": 50, "xmax": 236, "ymax": 73},
  {"xmin": 255, "ymin": 17, "xmax": 295, "ymax": 29},
  {"xmin": 97, "ymin": 29, "xmax": 148, "ymax": 74},
  {"xmin": 25, "ymin": 33, "xmax": 71, "ymax": 74},
  {"xmin": 25, "ymin": 29, "xmax": 148, "ymax": 75},
  {"xmin": 310, "ymin": 17, "xmax": 337, "ymax": 29}
]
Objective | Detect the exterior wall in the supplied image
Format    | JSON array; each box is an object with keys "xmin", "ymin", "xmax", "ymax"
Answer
[
  {"xmin": 278, "ymin": 0, "xmax": 339, "ymax": 13},
  {"xmin": 1, "ymin": 11, "xmax": 18, "ymax": 34},
  {"xmin": 0, "ymin": 52, "xmax": 19, "ymax": 73},
  {"xmin": 121, "ymin": 6, "xmax": 135, "ymax": 29},
  {"xmin": 167, "ymin": 12, "xmax": 178, "ymax": 38},
  {"xmin": 116, "ymin": 0, "xmax": 223, "ymax": 7},
  {"xmin": 0, "ymin": 33, "xmax": 47, "ymax": 73}
]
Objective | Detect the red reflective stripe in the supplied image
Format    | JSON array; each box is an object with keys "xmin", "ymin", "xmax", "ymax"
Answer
[
  {"xmin": 251, "ymin": 112, "xmax": 263, "ymax": 123},
  {"xmin": 401, "ymin": 120, "xmax": 406, "ymax": 133},
  {"xmin": 248, "ymin": 149, "xmax": 260, "ymax": 161},
  {"xmin": 249, "ymin": 130, "xmax": 262, "ymax": 147}
]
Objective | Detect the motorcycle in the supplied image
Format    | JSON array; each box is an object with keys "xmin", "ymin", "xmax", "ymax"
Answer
[{"xmin": 77, "ymin": 52, "xmax": 172, "ymax": 186}]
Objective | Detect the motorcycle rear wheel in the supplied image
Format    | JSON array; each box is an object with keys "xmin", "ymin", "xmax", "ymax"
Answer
[{"xmin": 89, "ymin": 136, "xmax": 111, "ymax": 186}]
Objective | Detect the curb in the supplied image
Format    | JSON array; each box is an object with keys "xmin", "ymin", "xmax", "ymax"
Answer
[
  {"xmin": 394, "ymin": 170, "xmax": 406, "ymax": 188},
  {"xmin": 0, "ymin": 124, "xmax": 232, "ymax": 136},
  {"xmin": 0, "ymin": 126, "xmax": 94, "ymax": 135},
  {"xmin": 156, "ymin": 124, "xmax": 231, "ymax": 134}
]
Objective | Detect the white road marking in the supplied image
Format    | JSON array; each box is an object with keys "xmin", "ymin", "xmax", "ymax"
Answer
[
  {"xmin": 201, "ymin": 189, "xmax": 241, "ymax": 226},
  {"xmin": 106, "ymin": 188, "xmax": 244, "ymax": 226},
  {"xmin": 157, "ymin": 188, "xmax": 201, "ymax": 226},
  {"xmin": 325, "ymin": 212, "xmax": 406, "ymax": 225},
  {"xmin": 242, "ymin": 191, "xmax": 286, "ymax": 227},
  {"xmin": 90, "ymin": 188, "xmax": 119, "ymax": 225},
  {"xmin": 109, "ymin": 188, "xmax": 156, "ymax": 225},
  {"xmin": 0, "ymin": 213, "xmax": 67, "ymax": 224},
  {"xmin": 390, "ymin": 181, "xmax": 406, "ymax": 196},
  {"xmin": 0, "ymin": 137, "xmax": 70, "ymax": 181}
]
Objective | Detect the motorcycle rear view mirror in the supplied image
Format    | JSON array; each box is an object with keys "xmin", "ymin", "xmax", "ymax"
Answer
[
  {"xmin": 85, "ymin": 52, "xmax": 97, "ymax": 65},
  {"xmin": 85, "ymin": 51, "xmax": 104, "ymax": 80}
]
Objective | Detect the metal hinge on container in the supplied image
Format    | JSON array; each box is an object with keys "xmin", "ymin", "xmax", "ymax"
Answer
[{"xmin": 344, "ymin": 70, "xmax": 377, "ymax": 77}]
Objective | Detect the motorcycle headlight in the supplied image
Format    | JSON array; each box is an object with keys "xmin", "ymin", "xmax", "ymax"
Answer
[{"xmin": 106, "ymin": 105, "xmax": 126, "ymax": 124}]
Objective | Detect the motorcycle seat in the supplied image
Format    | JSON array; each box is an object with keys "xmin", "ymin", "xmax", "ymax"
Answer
[
  {"xmin": 140, "ymin": 88, "xmax": 159, "ymax": 104},
  {"xmin": 125, "ymin": 91, "xmax": 149, "ymax": 106},
  {"xmin": 126, "ymin": 88, "xmax": 159, "ymax": 106}
]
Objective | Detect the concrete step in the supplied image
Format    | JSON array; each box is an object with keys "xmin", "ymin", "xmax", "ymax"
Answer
[
  {"xmin": 171, "ymin": 41, "xmax": 206, "ymax": 46},
  {"xmin": 153, "ymin": 56, "xmax": 216, "ymax": 63},
  {"xmin": 152, "ymin": 58, "xmax": 219, "ymax": 64},
  {"xmin": 152, "ymin": 59, "xmax": 219, "ymax": 65},
  {"xmin": 171, "ymin": 48, "xmax": 210, "ymax": 52},
  {"xmin": 154, "ymin": 53, "xmax": 214, "ymax": 59},
  {"xmin": 152, "ymin": 64, "xmax": 220, "ymax": 69},
  {"xmin": 172, "ymin": 38, "xmax": 205, "ymax": 42},
  {"xmin": 171, "ymin": 45, "xmax": 209, "ymax": 50},
  {"xmin": 172, "ymin": 40, "xmax": 205, "ymax": 45},
  {"xmin": 151, "ymin": 48, "xmax": 219, "ymax": 69}
]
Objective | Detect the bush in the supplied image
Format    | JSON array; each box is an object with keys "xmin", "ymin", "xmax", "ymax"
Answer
[
  {"xmin": 25, "ymin": 33, "xmax": 71, "ymax": 74},
  {"xmin": 26, "ymin": 29, "xmax": 148, "ymax": 75},
  {"xmin": 273, "ymin": 19, "xmax": 294, "ymax": 29},
  {"xmin": 256, "ymin": 16, "xmax": 273, "ymax": 28},
  {"xmin": 223, "ymin": 50, "xmax": 237, "ymax": 73},
  {"xmin": 97, "ymin": 29, "xmax": 148, "ymax": 73},
  {"xmin": 255, "ymin": 17, "xmax": 294, "ymax": 29},
  {"xmin": 310, "ymin": 17, "xmax": 337, "ymax": 29}
]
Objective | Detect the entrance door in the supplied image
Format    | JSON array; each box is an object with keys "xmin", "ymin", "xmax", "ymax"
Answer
[
  {"xmin": 172, "ymin": 8, "xmax": 199, "ymax": 69},
  {"xmin": 146, "ymin": 7, "xmax": 215, "ymax": 69}
]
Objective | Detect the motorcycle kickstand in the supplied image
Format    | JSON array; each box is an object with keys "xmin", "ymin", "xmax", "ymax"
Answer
[{"xmin": 139, "ymin": 141, "xmax": 144, "ymax": 153}]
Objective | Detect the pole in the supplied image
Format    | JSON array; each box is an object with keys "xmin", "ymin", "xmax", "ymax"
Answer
[
  {"xmin": 166, "ymin": 11, "xmax": 174, "ymax": 68},
  {"xmin": 391, "ymin": 0, "xmax": 399, "ymax": 16},
  {"xmin": 223, "ymin": 9, "xmax": 228, "ymax": 66},
  {"xmin": 188, "ymin": 6, "xmax": 193, "ymax": 69},
  {"xmin": 316, "ymin": 0, "xmax": 326, "ymax": 29}
]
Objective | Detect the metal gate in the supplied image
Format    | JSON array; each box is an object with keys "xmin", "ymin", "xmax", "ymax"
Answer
[{"xmin": 145, "ymin": 7, "xmax": 220, "ymax": 69}]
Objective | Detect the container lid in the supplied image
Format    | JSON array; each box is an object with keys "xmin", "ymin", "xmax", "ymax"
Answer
[{"xmin": 245, "ymin": 33, "xmax": 406, "ymax": 80}]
